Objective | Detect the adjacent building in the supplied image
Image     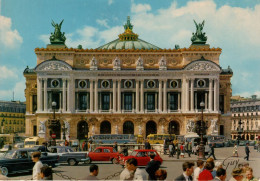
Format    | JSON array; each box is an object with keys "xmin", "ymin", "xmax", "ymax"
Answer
[
  {"xmin": 231, "ymin": 95, "xmax": 260, "ymax": 140},
  {"xmin": 0, "ymin": 101, "xmax": 26, "ymax": 133},
  {"xmin": 23, "ymin": 17, "xmax": 233, "ymax": 140}
]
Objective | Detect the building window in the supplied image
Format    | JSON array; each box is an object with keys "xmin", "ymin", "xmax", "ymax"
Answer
[
  {"xmin": 78, "ymin": 92, "xmax": 88, "ymax": 110},
  {"xmin": 101, "ymin": 93, "xmax": 110, "ymax": 110},
  {"xmin": 33, "ymin": 95, "xmax": 37, "ymax": 113},
  {"xmin": 169, "ymin": 93, "xmax": 178, "ymax": 110},
  {"xmin": 124, "ymin": 93, "xmax": 132, "ymax": 110},
  {"xmin": 219, "ymin": 95, "xmax": 224, "ymax": 114},
  {"xmin": 147, "ymin": 93, "xmax": 155, "ymax": 110}
]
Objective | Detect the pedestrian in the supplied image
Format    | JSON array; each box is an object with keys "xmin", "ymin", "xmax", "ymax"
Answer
[
  {"xmin": 229, "ymin": 168, "xmax": 244, "ymax": 181},
  {"xmin": 40, "ymin": 166, "xmax": 53, "ymax": 180},
  {"xmin": 176, "ymin": 143, "xmax": 181, "ymax": 159},
  {"xmin": 155, "ymin": 169, "xmax": 167, "ymax": 181},
  {"xmin": 169, "ymin": 141, "xmax": 174, "ymax": 157},
  {"xmin": 163, "ymin": 138, "xmax": 168, "ymax": 155},
  {"xmin": 244, "ymin": 143, "xmax": 250, "ymax": 161},
  {"xmin": 243, "ymin": 167, "xmax": 258, "ymax": 181},
  {"xmin": 32, "ymin": 151, "xmax": 43, "ymax": 180},
  {"xmin": 145, "ymin": 140, "xmax": 151, "ymax": 149},
  {"xmin": 65, "ymin": 140, "xmax": 69, "ymax": 146},
  {"xmin": 37, "ymin": 142, "xmax": 49, "ymax": 152},
  {"xmin": 207, "ymin": 143, "xmax": 217, "ymax": 160},
  {"xmin": 212, "ymin": 168, "xmax": 226, "ymax": 181},
  {"xmin": 145, "ymin": 153, "xmax": 161, "ymax": 180},
  {"xmin": 233, "ymin": 143, "xmax": 238, "ymax": 157},
  {"xmin": 82, "ymin": 141, "xmax": 86, "ymax": 151},
  {"xmin": 88, "ymin": 140, "xmax": 93, "ymax": 152},
  {"xmin": 175, "ymin": 161, "xmax": 194, "ymax": 181},
  {"xmin": 180, "ymin": 142, "xmax": 185, "ymax": 158},
  {"xmin": 120, "ymin": 158, "xmax": 147, "ymax": 181},
  {"xmin": 212, "ymin": 162, "xmax": 223, "ymax": 178},
  {"xmin": 187, "ymin": 142, "xmax": 192, "ymax": 157},
  {"xmin": 194, "ymin": 160, "xmax": 204, "ymax": 181},
  {"xmin": 82, "ymin": 164, "xmax": 99, "ymax": 180},
  {"xmin": 198, "ymin": 161, "xmax": 214, "ymax": 181},
  {"xmin": 113, "ymin": 141, "xmax": 118, "ymax": 152}
]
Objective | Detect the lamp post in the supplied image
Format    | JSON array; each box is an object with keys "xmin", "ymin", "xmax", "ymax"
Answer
[
  {"xmin": 62, "ymin": 122, "xmax": 67, "ymax": 141},
  {"xmin": 237, "ymin": 119, "xmax": 243, "ymax": 144},
  {"xmin": 48, "ymin": 101, "xmax": 57, "ymax": 146},
  {"xmin": 198, "ymin": 101, "xmax": 206, "ymax": 160}
]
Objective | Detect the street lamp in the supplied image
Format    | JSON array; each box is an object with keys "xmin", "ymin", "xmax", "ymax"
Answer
[
  {"xmin": 198, "ymin": 101, "xmax": 206, "ymax": 160},
  {"xmin": 237, "ymin": 119, "xmax": 244, "ymax": 144},
  {"xmin": 52, "ymin": 101, "xmax": 57, "ymax": 120},
  {"xmin": 62, "ymin": 122, "xmax": 67, "ymax": 141},
  {"xmin": 48, "ymin": 101, "xmax": 57, "ymax": 146}
]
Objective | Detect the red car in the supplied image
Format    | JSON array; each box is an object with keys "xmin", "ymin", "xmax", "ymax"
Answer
[
  {"xmin": 87, "ymin": 147, "xmax": 119, "ymax": 164},
  {"xmin": 119, "ymin": 149, "xmax": 163, "ymax": 166}
]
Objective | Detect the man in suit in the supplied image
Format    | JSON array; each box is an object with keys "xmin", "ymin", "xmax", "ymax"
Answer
[
  {"xmin": 244, "ymin": 143, "xmax": 250, "ymax": 161},
  {"xmin": 207, "ymin": 143, "xmax": 217, "ymax": 160},
  {"xmin": 212, "ymin": 168, "xmax": 226, "ymax": 181},
  {"xmin": 175, "ymin": 161, "xmax": 194, "ymax": 181},
  {"xmin": 145, "ymin": 153, "xmax": 161, "ymax": 180},
  {"xmin": 144, "ymin": 140, "xmax": 151, "ymax": 149}
]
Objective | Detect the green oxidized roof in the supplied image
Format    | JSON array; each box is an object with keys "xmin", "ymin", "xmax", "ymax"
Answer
[{"xmin": 97, "ymin": 16, "xmax": 161, "ymax": 50}]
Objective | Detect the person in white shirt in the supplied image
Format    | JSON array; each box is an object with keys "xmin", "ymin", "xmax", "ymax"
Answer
[
  {"xmin": 193, "ymin": 160, "xmax": 204, "ymax": 181},
  {"xmin": 32, "ymin": 151, "xmax": 43, "ymax": 180},
  {"xmin": 120, "ymin": 158, "xmax": 147, "ymax": 181}
]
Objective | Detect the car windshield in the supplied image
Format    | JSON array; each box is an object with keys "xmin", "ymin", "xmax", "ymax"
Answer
[
  {"xmin": 25, "ymin": 141, "xmax": 36, "ymax": 145},
  {"xmin": 131, "ymin": 151, "xmax": 138, "ymax": 156},
  {"xmin": 4, "ymin": 150, "xmax": 16, "ymax": 159}
]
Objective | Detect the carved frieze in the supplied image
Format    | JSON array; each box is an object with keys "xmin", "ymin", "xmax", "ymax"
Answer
[
  {"xmin": 186, "ymin": 61, "xmax": 220, "ymax": 71},
  {"xmin": 37, "ymin": 61, "xmax": 72, "ymax": 71}
]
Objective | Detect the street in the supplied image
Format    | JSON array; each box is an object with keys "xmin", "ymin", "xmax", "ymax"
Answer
[{"xmin": 7, "ymin": 146, "xmax": 260, "ymax": 180}]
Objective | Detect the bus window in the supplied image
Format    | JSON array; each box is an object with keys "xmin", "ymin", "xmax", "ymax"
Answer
[
  {"xmin": 157, "ymin": 135, "xmax": 163, "ymax": 140},
  {"xmin": 111, "ymin": 135, "xmax": 117, "ymax": 139},
  {"xmin": 130, "ymin": 135, "xmax": 135, "ymax": 139},
  {"xmin": 123, "ymin": 135, "xmax": 128, "ymax": 139},
  {"xmin": 117, "ymin": 135, "xmax": 123, "ymax": 139},
  {"xmin": 154, "ymin": 135, "xmax": 157, "ymax": 140},
  {"xmin": 105, "ymin": 135, "xmax": 110, "ymax": 140}
]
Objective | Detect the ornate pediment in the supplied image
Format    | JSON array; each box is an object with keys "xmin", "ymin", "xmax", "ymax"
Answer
[
  {"xmin": 185, "ymin": 60, "xmax": 220, "ymax": 72},
  {"xmin": 36, "ymin": 60, "xmax": 72, "ymax": 71}
]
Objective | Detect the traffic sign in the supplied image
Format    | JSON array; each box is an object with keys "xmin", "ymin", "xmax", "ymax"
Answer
[{"xmin": 51, "ymin": 133, "xmax": 56, "ymax": 139}]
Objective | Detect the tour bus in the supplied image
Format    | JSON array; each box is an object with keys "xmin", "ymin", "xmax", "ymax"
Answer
[
  {"xmin": 89, "ymin": 134, "xmax": 137, "ymax": 144},
  {"xmin": 147, "ymin": 134, "xmax": 176, "ymax": 144},
  {"xmin": 207, "ymin": 135, "xmax": 225, "ymax": 147},
  {"xmin": 24, "ymin": 136, "xmax": 46, "ymax": 148}
]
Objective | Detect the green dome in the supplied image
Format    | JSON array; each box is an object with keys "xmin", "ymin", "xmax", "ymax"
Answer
[
  {"xmin": 97, "ymin": 38, "xmax": 161, "ymax": 50},
  {"xmin": 97, "ymin": 16, "xmax": 161, "ymax": 50}
]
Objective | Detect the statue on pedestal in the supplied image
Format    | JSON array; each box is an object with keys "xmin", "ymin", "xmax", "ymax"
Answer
[
  {"xmin": 50, "ymin": 20, "xmax": 66, "ymax": 44},
  {"xmin": 138, "ymin": 125, "xmax": 142, "ymax": 135},
  {"xmin": 115, "ymin": 125, "xmax": 118, "ymax": 134},
  {"xmin": 191, "ymin": 20, "xmax": 207, "ymax": 45},
  {"xmin": 92, "ymin": 125, "xmax": 95, "ymax": 135}
]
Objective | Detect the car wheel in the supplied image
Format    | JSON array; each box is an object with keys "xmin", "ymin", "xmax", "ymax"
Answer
[
  {"xmin": 1, "ymin": 167, "xmax": 8, "ymax": 176},
  {"xmin": 68, "ymin": 159, "xmax": 77, "ymax": 166},
  {"xmin": 84, "ymin": 158, "xmax": 92, "ymax": 164},
  {"xmin": 112, "ymin": 158, "xmax": 118, "ymax": 164}
]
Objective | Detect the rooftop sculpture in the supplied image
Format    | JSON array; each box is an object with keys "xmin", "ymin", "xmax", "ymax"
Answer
[
  {"xmin": 191, "ymin": 20, "xmax": 207, "ymax": 45},
  {"xmin": 50, "ymin": 20, "xmax": 66, "ymax": 44}
]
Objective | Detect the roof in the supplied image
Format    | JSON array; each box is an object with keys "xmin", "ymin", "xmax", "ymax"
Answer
[{"xmin": 97, "ymin": 16, "xmax": 161, "ymax": 50}]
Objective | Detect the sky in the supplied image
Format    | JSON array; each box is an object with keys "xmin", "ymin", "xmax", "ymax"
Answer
[{"xmin": 0, "ymin": 0, "xmax": 260, "ymax": 101}]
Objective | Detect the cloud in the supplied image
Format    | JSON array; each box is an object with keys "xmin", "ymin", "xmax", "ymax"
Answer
[
  {"xmin": 96, "ymin": 19, "xmax": 110, "ymax": 28},
  {"xmin": 108, "ymin": 0, "xmax": 113, "ymax": 5},
  {"xmin": 131, "ymin": 3, "xmax": 151, "ymax": 13},
  {"xmin": 0, "ymin": 15, "xmax": 23, "ymax": 50},
  {"xmin": 0, "ymin": 66, "xmax": 18, "ymax": 79}
]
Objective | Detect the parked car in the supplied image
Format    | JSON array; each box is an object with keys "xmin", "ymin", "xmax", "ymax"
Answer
[
  {"xmin": 119, "ymin": 149, "xmax": 163, "ymax": 166},
  {"xmin": 0, "ymin": 148, "xmax": 59, "ymax": 176},
  {"xmin": 47, "ymin": 146, "xmax": 88, "ymax": 166},
  {"xmin": 0, "ymin": 144, "xmax": 12, "ymax": 152},
  {"xmin": 239, "ymin": 140, "xmax": 246, "ymax": 146},
  {"xmin": 14, "ymin": 142, "xmax": 24, "ymax": 149},
  {"xmin": 87, "ymin": 146, "xmax": 119, "ymax": 164}
]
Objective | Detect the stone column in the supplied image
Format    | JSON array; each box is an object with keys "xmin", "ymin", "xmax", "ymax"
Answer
[
  {"xmin": 67, "ymin": 78, "xmax": 71, "ymax": 112},
  {"xmin": 186, "ymin": 79, "xmax": 189, "ymax": 111},
  {"xmin": 37, "ymin": 78, "xmax": 43, "ymax": 112},
  {"xmin": 178, "ymin": 92, "xmax": 181, "ymax": 111},
  {"xmin": 89, "ymin": 79, "xmax": 93, "ymax": 112},
  {"xmin": 43, "ymin": 78, "xmax": 47, "ymax": 112},
  {"xmin": 205, "ymin": 93, "xmax": 208, "ymax": 110},
  {"xmin": 214, "ymin": 79, "xmax": 218, "ymax": 112},
  {"xmin": 113, "ymin": 80, "xmax": 116, "ymax": 112},
  {"xmin": 163, "ymin": 80, "xmax": 167, "ymax": 112},
  {"xmin": 190, "ymin": 79, "xmax": 194, "ymax": 112},
  {"xmin": 62, "ymin": 78, "xmax": 66, "ymax": 112},
  {"xmin": 95, "ymin": 80, "xmax": 98, "ymax": 112},
  {"xmin": 209, "ymin": 79, "xmax": 213, "ymax": 112},
  {"xmin": 29, "ymin": 95, "xmax": 33, "ymax": 113},
  {"xmin": 69, "ymin": 78, "xmax": 75, "ymax": 112},
  {"xmin": 140, "ymin": 80, "xmax": 144, "ymax": 113},
  {"xmin": 136, "ymin": 80, "xmax": 139, "ymax": 112},
  {"xmin": 158, "ymin": 80, "xmax": 162, "ymax": 112},
  {"xmin": 181, "ymin": 79, "xmax": 185, "ymax": 111},
  {"xmin": 117, "ymin": 80, "xmax": 121, "ymax": 112}
]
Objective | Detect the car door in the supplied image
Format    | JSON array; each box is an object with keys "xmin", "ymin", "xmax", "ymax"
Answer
[
  {"xmin": 16, "ymin": 150, "xmax": 31, "ymax": 171},
  {"xmin": 136, "ymin": 151, "xmax": 150, "ymax": 166},
  {"xmin": 103, "ymin": 148, "xmax": 111, "ymax": 161},
  {"xmin": 91, "ymin": 148, "xmax": 102, "ymax": 161}
]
